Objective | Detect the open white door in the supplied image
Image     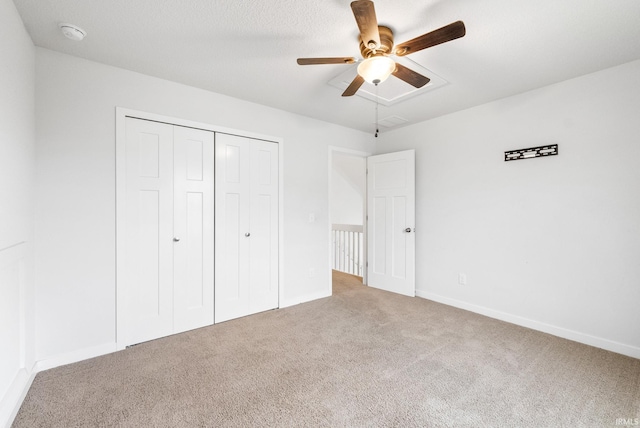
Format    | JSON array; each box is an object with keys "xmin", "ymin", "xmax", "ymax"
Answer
[{"xmin": 367, "ymin": 150, "xmax": 415, "ymax": 296}]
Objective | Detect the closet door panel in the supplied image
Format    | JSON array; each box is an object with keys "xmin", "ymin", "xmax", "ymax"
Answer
[
  {"xmin": 184, "ymin": 192, "xmax": 204, "ymax": 307},
  {"xmin": 124, "ymin": 118, "xmax": 174, "ymax": 345},
  {"xmin": 173, "ymin": 126, "xmax": 215, "ymax": 334},
  {"xmin": 249, "ymin": 141, "xmax": 279, "ymax": 313},
  {"xmin": 220, "ymin": 193, "xmax": 241, "ymax": 302},
  {"xmin": 215, "ymin": 134, "xmax": 251, "ymax": 322},
  {"xmin": 137, "ymin": 190, "xmax": 161, "ymax": 318},
  {"xmin": 215, "ymin": 134, "xmax": 278, "ymax": 322}
]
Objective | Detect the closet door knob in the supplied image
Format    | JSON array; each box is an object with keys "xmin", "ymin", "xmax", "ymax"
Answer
[
  {"xmin": 404, "ymin": 228, "xmax": 412, "ymax": 233},
  {"xmin": 245, "ymin": 232, "xmax": 251, "ymax": 237},
  {"xmin": 173, "ymin": 237, "xmax": 180, "ymax": 242}
]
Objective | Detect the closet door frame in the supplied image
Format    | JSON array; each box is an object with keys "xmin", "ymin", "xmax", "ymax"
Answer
[{"xmin": 115, "ymin": 108, "xmax": 284, "ymax": 350}]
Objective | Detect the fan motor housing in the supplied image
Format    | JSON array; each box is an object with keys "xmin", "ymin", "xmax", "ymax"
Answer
[{"xmin": 359, "ymin": 25, "xmax": 394, "ymax": 58}]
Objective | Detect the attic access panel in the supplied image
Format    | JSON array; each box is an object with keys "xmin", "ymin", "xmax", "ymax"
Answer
[{"xmin": 328, "ymin": 57, "xmax": 448, "ymax": 106}]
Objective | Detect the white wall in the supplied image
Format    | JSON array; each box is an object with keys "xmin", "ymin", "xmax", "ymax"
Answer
[
  {"xmin": 34, "ymin": 48, "xmax": 374, "ymax": 362},
  {"xmin": 0, "ymin": 0, "xmax": 35, "ymax": 425},
  {"xmin": 376, "ymin": 59, "xmax": 640, "ymax": 357},
  {"xmin": 331, "ymin": 154, "xmax": 365, "ymax": 225}
]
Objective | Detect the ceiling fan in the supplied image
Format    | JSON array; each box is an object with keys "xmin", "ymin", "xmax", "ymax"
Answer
[{"xmin": 297, "ymin": 0, "xmax": 466, "ymax": 97}]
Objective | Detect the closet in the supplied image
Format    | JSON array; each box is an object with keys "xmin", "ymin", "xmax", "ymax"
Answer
[{"xmin": 118, "ymin": 114, "xmax": 279, "ymax": 347}]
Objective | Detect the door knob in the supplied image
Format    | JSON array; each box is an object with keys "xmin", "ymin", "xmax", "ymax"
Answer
[
  {"xmin": 173, "ymin": 237, "xmax": 180, "ymax": 242},
  {"xmin": 245, "ymin": 232, "xmax": 251, "ymax": 237},
  {"xmin": 404, "ymin": 228, "xmax": 412, "ymax": 233}
]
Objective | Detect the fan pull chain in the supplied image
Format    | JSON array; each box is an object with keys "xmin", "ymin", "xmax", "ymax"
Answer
[{"xmin": 374, "ymin": 82, "xmax": 379, "ymax": 138}]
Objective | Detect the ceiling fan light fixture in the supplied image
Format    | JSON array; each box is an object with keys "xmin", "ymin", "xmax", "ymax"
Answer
[
  {"xmin": 357, "ymin": 56, "xmax": 396, "ymax": 85},
  {"xmin": 297, "ymin": 1, "xmax": 464, "ymax": 97}
]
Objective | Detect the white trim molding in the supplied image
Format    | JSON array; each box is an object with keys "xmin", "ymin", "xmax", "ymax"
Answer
[
  {"xmin": 417, "ymin": 290, "xmax": 640, "ymax": 359},
  {"xmin": 0, "ymin": 367, "xmax": 35, "ymax": 428},
  {"xmin": 279, "ymin": 289, "xmax": 332, "ymax": 309},
  {"xmin": 1, "ymin": 342, "xmax": 116, "ymax": 428},
  {"xmin": 34, "ymin": 343, "xmax": 118, "ymax": 373},
  {"xmin": 0, "ymin": 242, "xmax": 31, "ymax": 428}
]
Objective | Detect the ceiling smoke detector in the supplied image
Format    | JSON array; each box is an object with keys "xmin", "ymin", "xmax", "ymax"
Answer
[{"xmin": 59, "ymin": 23, "xmax": 86, "ymax": 41}]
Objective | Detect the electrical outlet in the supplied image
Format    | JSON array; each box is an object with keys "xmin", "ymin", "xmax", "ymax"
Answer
[{"xmin": 458, "ymin": 273, "xmax": 467, "ymax": 286}]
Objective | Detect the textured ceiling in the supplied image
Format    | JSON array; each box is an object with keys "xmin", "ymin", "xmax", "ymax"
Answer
[{"xmin": 12, "ymin": 0, "xmax": 640, "ymax": 133}]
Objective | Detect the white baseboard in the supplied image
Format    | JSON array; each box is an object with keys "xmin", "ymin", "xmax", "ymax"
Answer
[
  {"xmin": 1, "ymin": 342, "xmax": 117, "ymax": 428},
  {"xmin": 280, "ymin": 289, "xmax": 332, "ymax": 309},
  {"xmin": 0, "ymin": 367, "xmax": 36, "ymax": 428},
  {"xmin": 35, "ymin": 342, "xmax": 118, "ymax": 372},
  {"xmin": 416, "ymin": 289, "xmax": 640, "ymax": 360}
]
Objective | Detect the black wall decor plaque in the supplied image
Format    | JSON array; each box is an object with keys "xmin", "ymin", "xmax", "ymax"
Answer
[{"xmin": 505, "ymin": 144, "xmax": 558, "ymax": 161}]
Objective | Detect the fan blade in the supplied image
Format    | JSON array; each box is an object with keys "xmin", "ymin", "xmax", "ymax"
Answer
[
  {"xmin": 395, "ymin": 21, "xmax": 466, "ymax": 56},
  {"xmin": 351, "ymin": 0, "xmax": 380, "ymax": 50},
  {"xmin": 342, "ymin": 75, "xmax": 365, "ymax": 97},
  {"xmin": 297, "ymin": 57, "xmax": 356, "ymax": 65},
  {"xmin": 392, "ymin": 63, "xmax": 430, "ymax": 88}
]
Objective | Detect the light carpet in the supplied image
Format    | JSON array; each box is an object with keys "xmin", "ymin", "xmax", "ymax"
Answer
[{"xmin": 13, "ymin": 271, "xmax": 640, "ymax": 427}]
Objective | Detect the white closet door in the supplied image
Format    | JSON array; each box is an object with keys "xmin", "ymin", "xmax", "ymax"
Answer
[
  {"xmin": 173, "ymin": 126, "xmax": 215, "ymax": 333},
  {"xmin": 215, "ymin": 134, "xmax": 250, "ymax": 322},
  {"xmin": 124, "ymin": 118, "xmax": 174, "ymax": 345},
  {"xmin": 123, "ymin": 118, "xmax": 215, "ymax": 346},
  {"xmin": 215, "ymin": 134, "xmax": 278, "ymax": 322},
  {"xmin": 248, "ymin": 140, "xmax": 279, "ymax": 314}
]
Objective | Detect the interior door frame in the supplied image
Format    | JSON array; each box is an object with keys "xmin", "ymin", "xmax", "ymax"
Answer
[
  {"xmin": 115, "ymin": 107, "xmax": 284, "ymax": 350},
  {"xmin": 328, "ymin": 146, "xmax": 371, "ymax": 291}
]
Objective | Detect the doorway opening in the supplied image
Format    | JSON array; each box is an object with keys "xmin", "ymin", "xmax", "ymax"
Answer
[{"xmin": 329, "ymin": 147, "xmax": 369, "ymax": 290}]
